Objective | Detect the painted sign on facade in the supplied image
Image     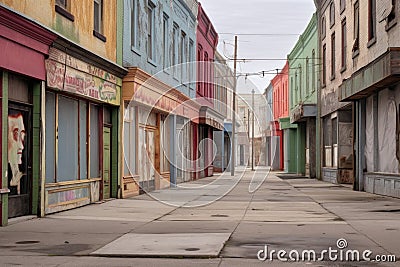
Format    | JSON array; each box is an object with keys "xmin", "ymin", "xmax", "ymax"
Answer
[
  {"xmin": 8, "ymin": 109, "xmax": 29, "ymax": 195},
  {"xmin": 45, "ymin": 48, "xmax": 121, "ymax": 105}
]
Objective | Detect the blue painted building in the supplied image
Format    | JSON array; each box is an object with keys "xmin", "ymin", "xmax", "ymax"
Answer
[{"xmin": 120, "ymin": 0, "xmax": 200, "ymax": 196}]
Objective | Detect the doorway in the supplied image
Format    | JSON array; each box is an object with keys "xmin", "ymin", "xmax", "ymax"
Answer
[
  {"xmin": 8, "ymin": 104, "xmax": 32, "ymax": 218},
  {"xmin": 139, "ymin": 127, "xmax": 156, "ymax": 192},
  {"xmin": 102, "ymin": 126, "xmax": 111, "ymax": 199}
]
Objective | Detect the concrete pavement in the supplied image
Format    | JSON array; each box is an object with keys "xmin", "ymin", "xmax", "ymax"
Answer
[{"xmin": 0, "ymin": 168, "xmax": 399, "ymax": 266}]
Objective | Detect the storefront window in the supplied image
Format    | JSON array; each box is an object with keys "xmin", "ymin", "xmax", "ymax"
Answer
[
  {"xmin": 377, "ymin": 90, "xmax": 398, "ymax": 173},
  {"xmin": 58, "ymin": 96, "xmax": 79, "ymax": 182},
  {"xmin": 45, "ymin": 92, "xmax": 56, "ymax": 183},
  {"xmin": 332, "ymin": 117, "xmax": 338, "ymax": 167},
  {"xmin": 79, "ymin": 101, "xmax": 88, "ymax": 179},
  {"xmin": 90, "ymin": 104, "xmax": 100, "ymax": 178},
  {"xmin": 338, "ymin": 111, "xmax": 353, "ymax": 169},
  {"xmin": 124, "ymin": 105, "xmax": 136, "ymax": 176},
  {"xmin": 45, "ymin": 92, "xmax": 100, "ymax": 183},
  {"xmin": 160, "ymin": 116, "xmax": 170, "ymax": 173},
  {"xmin": 323, "ymin": 117, "xmax": 332, "ymax": 167}
]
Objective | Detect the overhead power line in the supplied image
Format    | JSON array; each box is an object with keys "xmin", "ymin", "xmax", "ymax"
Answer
[{"xmin": 219, "ymin": 33, "xmax": 301, "ymax": 36}]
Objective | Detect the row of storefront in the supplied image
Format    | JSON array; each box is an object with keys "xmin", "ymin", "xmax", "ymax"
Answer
[{"xmin": 0, "ymin": 5, "xmax": 225, "ymax": 226}]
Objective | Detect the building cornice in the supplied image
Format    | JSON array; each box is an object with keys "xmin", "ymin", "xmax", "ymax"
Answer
[
  {"xmin": 0, "ymin": 5, "xmax": 57, "ymax": 54},
  {"xmin": 288, "ymin": 13, "xmax": 317, "ymax": 60}
]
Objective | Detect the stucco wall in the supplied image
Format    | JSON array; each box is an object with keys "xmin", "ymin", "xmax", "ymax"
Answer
[{"xmin": 2, "ymin": 0, "xmax": 118, "ymax": 62}]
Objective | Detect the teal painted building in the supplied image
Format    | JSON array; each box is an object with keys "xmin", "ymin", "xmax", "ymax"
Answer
[{"xmin": 288, "ymin": 13, "xmax": 318, "ymax": 177}]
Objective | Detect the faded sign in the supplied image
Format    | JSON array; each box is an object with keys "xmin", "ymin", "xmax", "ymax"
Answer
[{"xmin": 45, "ymin": 48, "xmax": 121, "ymax": 106}]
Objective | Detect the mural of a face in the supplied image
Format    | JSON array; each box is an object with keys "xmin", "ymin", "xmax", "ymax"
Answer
[{"xmin": 8, "ymin": 114, "xmax": 25, "ymax": 165}]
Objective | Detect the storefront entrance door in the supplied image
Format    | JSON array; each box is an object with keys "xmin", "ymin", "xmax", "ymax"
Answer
[
  {"xmin": 139, "ymin": 127, "xmax": 156, "ymax": 192},
  {"xmin": 8, "ymin": 105, "xmax": 32, "ymax": 218},
  {"xmin": 102, "ymin": 126, "xmax": 111, "ymax": 199}
]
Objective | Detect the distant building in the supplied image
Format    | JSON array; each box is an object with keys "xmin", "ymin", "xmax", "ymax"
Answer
[
  {"xmin": 213, "ymin": 52, "xmax": 232, "ymax": 172},
  {"xmin": 236, "ymin": 92, "xmax": 267, "ymax": 167},
  {"xmin": 195, "ymin": 3, "xmax": 224, "ymax": 178},
  {"xmin": 263, "ymin": 83, "xmax": 274, "ymax": 168},
  {"xmin": 271, "ymin": 62, "xmax": 290, "ymax": 171},
  {"xmin": 288, "ymin": 13, "xmax": 318, "ymax": 177}
]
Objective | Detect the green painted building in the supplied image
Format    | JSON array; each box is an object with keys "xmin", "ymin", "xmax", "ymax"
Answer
[
  {"xmin": 279, "ymin": 117, "xmax": 298, "ymax": 173},
  {"xmin": 288, "ymin": 13, "xmax": 319, "ymax": 177}
]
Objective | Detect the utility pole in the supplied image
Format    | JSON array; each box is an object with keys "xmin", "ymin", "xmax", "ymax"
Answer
[
  {"xmin": 231, "ymin": 36, "xmax": 237, "ymax": 176},
  {"xmin": 252, "ymin": 89, "xmax": 255, "ymax": 171}
]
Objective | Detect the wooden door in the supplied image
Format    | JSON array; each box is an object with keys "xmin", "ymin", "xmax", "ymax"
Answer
[{"xmin": 102, "ymin": 126, "xmax": 111, "ymax": 199}]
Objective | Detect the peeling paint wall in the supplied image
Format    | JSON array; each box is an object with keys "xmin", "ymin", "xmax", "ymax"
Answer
[{"xmin": 1, "ymin": 0, "xmax": 118, "ymax": 62}]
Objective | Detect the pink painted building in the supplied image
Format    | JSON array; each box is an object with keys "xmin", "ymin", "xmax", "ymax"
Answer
[
  {"xmin": 195, "ymin": 3, "xmax": 224, "ymax": 178},
  {"xmin": 271, "ymin": 61, "xmax": 289, "ymax": 170}
]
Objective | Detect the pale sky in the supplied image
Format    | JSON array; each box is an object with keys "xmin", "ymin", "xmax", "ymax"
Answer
[{"xmin": 199, "ymin": 0, "xmax": 316, "ymax": 94}]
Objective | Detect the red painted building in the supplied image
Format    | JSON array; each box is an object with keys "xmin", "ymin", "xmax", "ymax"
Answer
[
  {"xmin": 0, "ymin": 6, "xmax": 57, "ymax": 225},
  {"xmin": 195, "ymin": 3, "xmax": 224, "ymax": 178},
  {"xmin": 271, "ymin": 61, "xmax": 289, "ymax": 170}
]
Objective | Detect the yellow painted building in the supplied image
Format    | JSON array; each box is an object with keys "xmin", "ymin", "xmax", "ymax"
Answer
[
  {"xmin": 0, "ymin": 1, "xmax": 126, "ymax": 225},
  {"xmin": 2, "ymin": 0, "xmax": 117, "ymax": 61}
]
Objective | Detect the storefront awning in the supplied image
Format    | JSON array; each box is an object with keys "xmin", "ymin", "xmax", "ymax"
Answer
[
  {"xmin": 279, "ymin": 117, "xmax": 297, "ymax": 130},
  {"xmin": 290, "ymin": 104, "xmax": 317, "ymax": 124},
  {"xmin": 339, "ymin": 48, "xmax": 400, "ymax": 101},
  {"xmin": 0, "ymin": 6, "xmax": 57, "ymax": 80},
  {"xmin": 199, "ymin": 106, "xmax": 224, "ymax": 130}
]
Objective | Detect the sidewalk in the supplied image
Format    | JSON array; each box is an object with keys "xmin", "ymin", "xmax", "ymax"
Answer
[{"xmin": 0, "ymin": 168, "xmax": 399, "ymax": 266}]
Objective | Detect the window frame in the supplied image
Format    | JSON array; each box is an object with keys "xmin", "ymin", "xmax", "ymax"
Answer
[
  {"xmin": 386, "ymin": 0, "xmax": 397, "ymax": 31},
  {"xmin": 367, "ymin": 0, "xmax": 376, "ymax": 47},
  {"xmin": 352, "ymin": 1, "xmax": 360, "ymax": 57},
  {"xmin": 330, "ymin": 32, "xmax": 336, "ymax": 80},
  {"xmin": 131, "ymin": 0, "xmax": 139, "ymax": 50},
  {"xmin": 329, "ymin": 2, "xmax": 335, "ymax": 28},
  {"xmin": 341, "ymin": 18, "xmax": 347, "ymax": 72},
  {"xmin": 340, "ymin": 0, "xmax": 346, "ymax": 14},
  {"xmin": 55, "ymin": 0, "xmax": 74, "ymax": 21},
  {"xmin": 172, "ymin": 23, "xmax": 179, "ymax": 78},
  {"xmin": 147, "ymin": 1, "xmax": 156, "ymax": 62},
  {"xmin": 189, "ymin": 39, "xmax": 195, "ymax": 89},
  {"xmin": 162, "ymin": 13, "xmax": 169, "ymax": 69},
  {"xmin": 321, "ymin": 16, "xmax": 326, "ymax": 40},
  {"xmin": 322, "ymin": 43, "xmax": 327, "ymax": 87},
  {"xmin": 312, "ymin": 49, "xmax": 316, "ymax": 92},
  {"xmin": 45, "ymin": 93, "xmax": 102, "ymax": 183},
  {"xmin": 180, "ymin": 31, "xmax": 187, "ymax": 81},
  {"xmin": 93, "ymin": 0, "xmax": 106, "ymax": 42},
  {"xmin": 204, "ymin": 52, "xmax": 209, "ymax": 97}
]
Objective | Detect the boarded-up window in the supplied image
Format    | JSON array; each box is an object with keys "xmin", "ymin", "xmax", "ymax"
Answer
[
  {"xmin": 58, "ymin": 96, "xmax": 79, "ymax": 182},
  {"xmin": 90, "ymin": 104, "xmax": 100, "ymax": 178}
]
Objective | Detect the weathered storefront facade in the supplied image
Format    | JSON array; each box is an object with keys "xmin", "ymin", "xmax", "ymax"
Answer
[
  {"xmin": 316, "ymin": 0, "xmax": 354, "ymax": 184},
  {"xmin": 122, "ymin": 68, "xmax": 199, "ymax": 196},
  {"xmin": 0, "ymin": 6, "xmax": 56, "ymax": 225},
  {"xmin": 340, "ymin": 48, "xmax": 400, "ymax": 198},
  {"xmin": 271, "ymin": 62, "xmax": 289, "ymax": 171},
  {"xmin": 43, "ymin": 46, "xmax": 125, "ymax": 214},
  {"xmin": 288, "ymin": 13, "xmax": 318, "ymax": 177}
]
